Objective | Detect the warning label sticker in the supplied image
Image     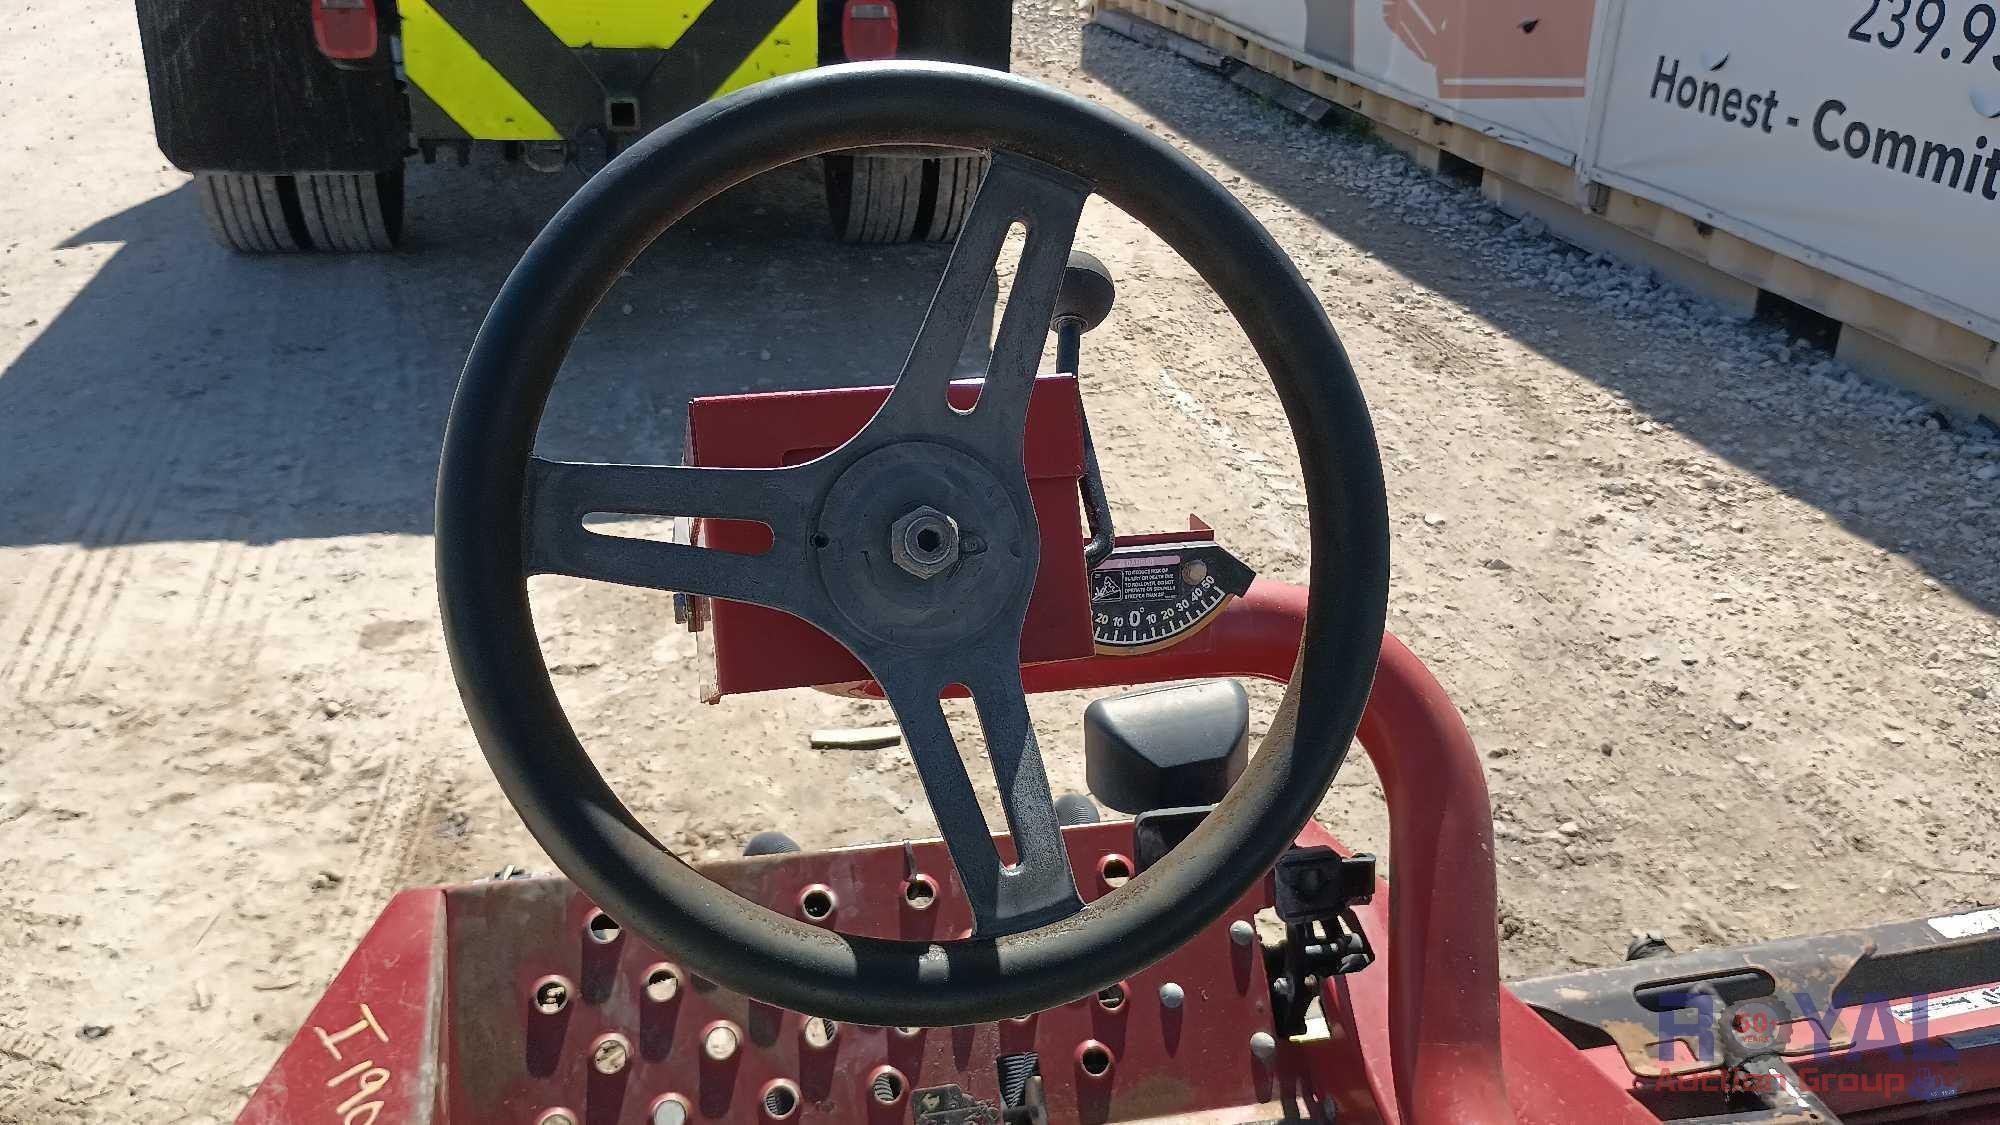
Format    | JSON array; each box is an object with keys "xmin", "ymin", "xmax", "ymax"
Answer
[
  {"xmin": 1929, "ymin": 907, "xmax": 2000, "ymax": 940},
  {"xmin": 1112, "ymin": 562, "xmax": 1179, "ymax": 604},
  {"xmin": 1891, "ymin": 985, "xmax": 2000, "ymax": 1024}
]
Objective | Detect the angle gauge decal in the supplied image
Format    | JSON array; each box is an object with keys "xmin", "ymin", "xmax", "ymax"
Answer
[{"xmin": 1088, "ymin": 533, "xmax": 1254, "ymax": 655}]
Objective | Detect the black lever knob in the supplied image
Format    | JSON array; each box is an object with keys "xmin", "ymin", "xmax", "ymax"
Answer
[{"xmin": 1051, "ymin": 250, "xmax": 1115, "ymax": 333}]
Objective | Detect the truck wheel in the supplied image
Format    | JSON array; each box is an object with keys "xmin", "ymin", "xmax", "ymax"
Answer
[
  {"xmin": 195, "ymin": 170, "xmax": 403, "ymax": 253},
  {"xmin": 196, "ymin": 172, "xmax": 302, "ymax": 253},
  {"xmin": 822, "ymin": 152, "xmax": 986, "ymax": 243},
  {"xmin": 297, "ymin": 171, "xmax": 403, "ymax": 253}
]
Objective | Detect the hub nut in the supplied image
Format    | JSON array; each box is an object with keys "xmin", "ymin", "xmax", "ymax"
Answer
[{"xmin": 889, "ymin": 506, "xmax": 961, "ymax": 580}]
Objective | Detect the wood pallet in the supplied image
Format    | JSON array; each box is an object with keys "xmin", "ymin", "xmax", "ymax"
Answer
[{"xmin": 1092, "ymin": 0, "xmax": 2000, "ymax": 417}]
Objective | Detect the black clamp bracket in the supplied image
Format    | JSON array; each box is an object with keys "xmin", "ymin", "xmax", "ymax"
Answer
[{"xmin": 1271, "ymin": 846, "xmax": 1377, "ymax": 1033}]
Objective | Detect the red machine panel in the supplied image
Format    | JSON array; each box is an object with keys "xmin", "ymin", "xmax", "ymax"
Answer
[
  {"xmin": 236, "ymin": 890, "xmax": 447, "ymax": 1124},
  {"xmin": 239, "ymin": 823, "xmax": 1299, "ymax": 1125},
  {"xmin": 686, "ymin": 376, "xmax": 1093, "ymax": 698},
  {"xmin": 452, "ymin": 826, "xmax": 1285, "ymax": 1124}
]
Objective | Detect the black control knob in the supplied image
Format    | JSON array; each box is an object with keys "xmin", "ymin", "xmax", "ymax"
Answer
[{"xmin": 1051, "ymin": 250, "xmax": 1116, "ymax": 333}]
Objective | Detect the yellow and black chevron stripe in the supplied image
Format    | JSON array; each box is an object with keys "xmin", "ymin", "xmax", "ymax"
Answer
[{"xmin": 401, "ymin": 0, "xmax": 817, "ymax": 141}]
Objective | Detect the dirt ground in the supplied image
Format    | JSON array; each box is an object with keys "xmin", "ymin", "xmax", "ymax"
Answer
[{"xmin": 3, "ymin": 2, "xmax": 1997, "ymax": 1121}]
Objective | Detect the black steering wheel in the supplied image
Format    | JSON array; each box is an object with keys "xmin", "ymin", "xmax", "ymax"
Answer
[{"xmin": 436, "ymin": 61, "xmax": 1389, "ymax": 1027}]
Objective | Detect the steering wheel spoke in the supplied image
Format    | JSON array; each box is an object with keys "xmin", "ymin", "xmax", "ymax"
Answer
[
  {"xmin": 524, "ymin": 457, "xmax": 830, "ymax": 620},
  {"xmin": 873, "ymin": 649, "xmax": 1083, "ymax": 936},
  {"xmin": 868, "ymin": 151, "xmax": 1090, "ymax": 470}
]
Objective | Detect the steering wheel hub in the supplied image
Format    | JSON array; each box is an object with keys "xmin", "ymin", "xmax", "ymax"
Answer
[{"xmin": 817, "ymin": 441, "xmax": 1031, "ymax": 649}]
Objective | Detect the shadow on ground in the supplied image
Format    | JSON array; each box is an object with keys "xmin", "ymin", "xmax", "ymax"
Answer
[
  {"xmin": 0, "ymin": 158, "xmax": 970, "ymax": 550},
  {"xmin": 1080, "ymin": 24, "xmax": 1997, "ymax": 616}
]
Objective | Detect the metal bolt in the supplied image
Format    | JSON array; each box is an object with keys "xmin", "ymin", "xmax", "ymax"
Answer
[
  {"xmin": 869, "ymin": 1066, "xmax": 908, "ymax": 1105},
  {"xmin": 1229, "ymin": 919, "xmax": 1255, "ymax": 946},
  {"xmin": 538, "ymin": 1111, "xmax": 577, "ymax": 1125},
  {"xmin": 703, "ymin": 1022, "xmax": 741, "ymax": 1061},
  {"xmin": 592, "ymin": 1033, "xmax": 630, "ymax": 1075},
  {"xmin": 888, "ymin": 506, "xmax": 962, "ymax": 580},
  {"xmin": 1181, "ymin": 559, "xmax": 1209, "ymax": 584},
  {"xmin": 1158, "ymin": 982, "xmax": 1185, "ymax": 1009},
  {"xmin": 1250, "ymin": 1031, "xmax": 1278, "ymax": 1063},
  {"xmin": 652, "ymin": 1098, "xmax": 691, "ymax": 1125}
]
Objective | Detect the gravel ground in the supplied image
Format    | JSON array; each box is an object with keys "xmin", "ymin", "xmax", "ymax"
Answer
[
  {"xmin": 0, "ymin": 2, "xmax": 1995, "ymax": 1120},
  {"xmin": 1028, "ymin": 2, "xmax": 1997, "ymax": 955}
]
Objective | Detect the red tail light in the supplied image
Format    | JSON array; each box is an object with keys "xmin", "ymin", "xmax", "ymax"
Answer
[
  {"xmin": 312, "ymin": 0, "xmax": 378, "ymax": 61},
  {"xmin": 841, "ymin": 0, "xmax": 899, "ymax": 61}
]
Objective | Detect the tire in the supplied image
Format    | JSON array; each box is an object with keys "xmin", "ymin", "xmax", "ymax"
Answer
[
  {"xmin": 196, "ymin": 172, "xmax": 300, "ymax": 253},
  {"xmin": 297, "ymin": 171, "xmax": 403, "ymax": 253},
  {"xmin": 194, "ymin": 170, "xmax": 403, "ymax": 253},
  {"xmin": 823, "ymin": 152, "xmax": 987, "ymax": 243}
]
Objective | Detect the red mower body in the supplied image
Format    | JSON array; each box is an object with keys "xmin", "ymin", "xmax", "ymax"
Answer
[{"xmin": 240, "ymin": 381, "xmax": 2000, "ymax": 1124}]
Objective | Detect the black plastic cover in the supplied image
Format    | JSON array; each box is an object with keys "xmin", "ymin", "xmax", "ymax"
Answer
[
  {"xmin": 1132, "ymin": 805, "xmax": 1212, "ymax": 872},
  {"xmin": 1083, "ymin": 679, "xmax": 1249, "ymax": 814}
]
